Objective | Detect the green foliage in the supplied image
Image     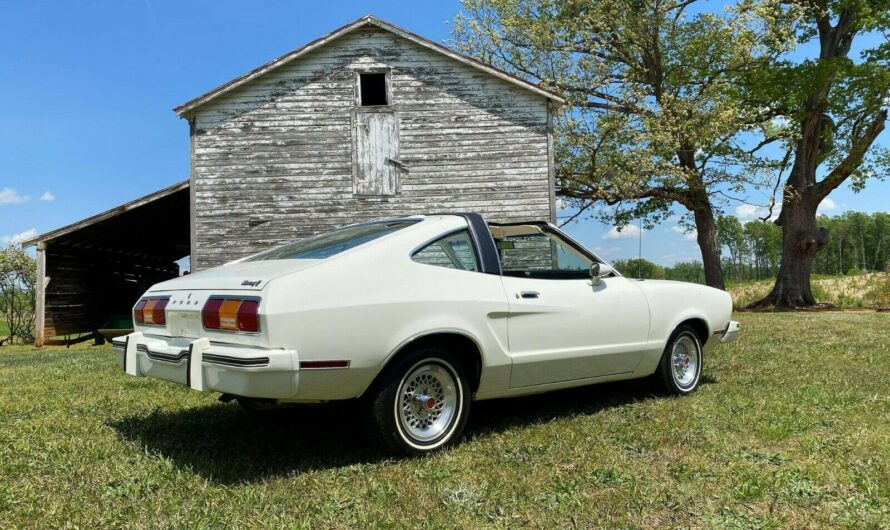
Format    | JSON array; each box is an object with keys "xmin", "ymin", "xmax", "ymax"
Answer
[
  {"xmin": 611, "ymin": 258, "xmax": 664, "ymax": 279},
  {"xmin": 454, "ymin": 0, "xmax": 788, "ymax": 286},
  {"xmin": 814, "ymin": 211, "xmax": 890, "ymax": 275},
  {"xmin": 612, "ymin": 258, "xmax": 708, "ymax": 283},
  {"xmin": 713, "ymin": 211, "xmax": 890, "ymax": 283},
  {"xmin": 0, "ymin": 245, "xmax": 36, "ymax": 345},
  {"xmin": 1, "ymin": 313, "xmax": 889, "ymax": 527}
]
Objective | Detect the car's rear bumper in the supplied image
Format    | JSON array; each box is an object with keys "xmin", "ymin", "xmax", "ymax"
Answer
[{"xmin": 113, "ymin": 332, "xmax": 299, "ymax": 399}]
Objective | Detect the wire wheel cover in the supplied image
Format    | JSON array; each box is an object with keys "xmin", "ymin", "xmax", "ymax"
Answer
[{"xmin": 396, "ymin": 362, "xmax": 459, "ymax": 443}]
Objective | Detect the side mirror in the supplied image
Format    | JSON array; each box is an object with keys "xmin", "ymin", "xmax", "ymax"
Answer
[{"xmin": 590, "ymin": 263, "xmax": 613, "ymax": 286}]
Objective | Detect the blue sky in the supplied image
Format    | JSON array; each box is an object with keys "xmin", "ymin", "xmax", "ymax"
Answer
[{"xmin": 1, "ymin": 0, "xmax": 887, "ymax": 266}]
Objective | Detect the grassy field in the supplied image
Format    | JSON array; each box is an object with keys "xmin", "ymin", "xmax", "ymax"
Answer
[
  {"xmin": 1, "ymin": 313, "xmax": 888, "ymax": 528},
  {"xmin": 0, "ymin": 319, "xmax": 8, "ymax": 339},
  {"xmin": 729, "ymin": 272, "xmax": 890, "ymax": 309}
]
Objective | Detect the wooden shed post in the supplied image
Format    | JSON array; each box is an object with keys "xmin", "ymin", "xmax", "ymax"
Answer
[{"xmin": 35, "ymin": 241, "xmax": 46, "ymax": 347}]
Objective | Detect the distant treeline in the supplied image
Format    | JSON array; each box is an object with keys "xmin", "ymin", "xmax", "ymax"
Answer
[{"xmin": 612, "ymin": 211, "xmax": 890, "ymax": 283}]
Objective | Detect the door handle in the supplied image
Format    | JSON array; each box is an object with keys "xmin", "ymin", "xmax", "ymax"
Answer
[{"xmin": 519, "ymin": 291, "xmax": 540, "ymax": 299}]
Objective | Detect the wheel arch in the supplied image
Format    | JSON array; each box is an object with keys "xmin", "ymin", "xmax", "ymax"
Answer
[
  {"xmin": 675, "ymin": 316, "xmax": 709, "ymax": 346},
  {"xmin": 360, "ymin": 330, "xmax": 484, "ymax": 398}
]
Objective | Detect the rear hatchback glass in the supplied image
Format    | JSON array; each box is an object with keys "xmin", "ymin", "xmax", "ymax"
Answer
[{"xmin": 247, "ymin": 219, "xmax": 419, "ymax": 261}]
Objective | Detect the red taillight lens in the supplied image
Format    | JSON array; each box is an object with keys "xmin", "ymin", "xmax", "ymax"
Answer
[
  {"xmin": 134, "ymin": 296, "xmax": 170, "ymax": 326},
  {"xmin": 236, "ymin": 299, "xmax": 259, "ymax": 332},
  {"xmin": 201, "ymin": 297, "xmax": 260, "ymax": 333},
  {"xmin": 153, "ymin": 297, "xmax": 169, "ymax": 325},
  {"xmin": 202, "ymin": 298, "xmax": 223, "ymax": 329},
  {"xmin": 133, "ymin": 299, "xmax": 147, "ymax": 324}
]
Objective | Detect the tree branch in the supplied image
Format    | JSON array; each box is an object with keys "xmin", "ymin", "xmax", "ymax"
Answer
[{"xmin": 815, "ymin": 109, "xmax": 887, "ymax": 200}]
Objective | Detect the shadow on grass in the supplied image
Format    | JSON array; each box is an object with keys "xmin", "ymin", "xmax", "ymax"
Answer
[{"xmin": 109, "ymin": 376, "xmax": 707, "ymax": 484}]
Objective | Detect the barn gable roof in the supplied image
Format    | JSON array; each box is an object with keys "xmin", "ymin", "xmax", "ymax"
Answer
[{"xmin": 173, "ymin": 15, "xmax": 563, "ymax": 116}]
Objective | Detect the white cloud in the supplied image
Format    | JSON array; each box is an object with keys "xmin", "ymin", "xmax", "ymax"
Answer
[
  {"xmin": 736, "ymin": 203, "xmax": 780, "ymax": 222},
  {"xmin": 603, "ymin": 224, "xmax": 642, "ymax": 240},
  {"xmin": 40, "ymin": 191, "xmax": 55, "ymax": 202},
  {"xmin": 1, "ymin": 228, "xmax": 37, "ymax": 245},
  {"xmin": 670, "ymin": 226, "xmax": 698, "ymax": 241},
  {"xmin": 817, "ymin": 198, "xmax": 836, "ymax": 214},
  {"xmin": 0, "ymin": 187, "xmax": 29, "ymax": 205},
  {"xmin": 735, "ymin": 203, "xmax": 760, "ymax": 220}
]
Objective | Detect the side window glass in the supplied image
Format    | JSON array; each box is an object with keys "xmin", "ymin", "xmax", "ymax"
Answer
[
  {"xmin": 412, "ymin": 230, "xmax": 479, "ymax": 272},
  {"xmin": 498, "ymin": 231, "xmax": 592, "ymax": 279}
]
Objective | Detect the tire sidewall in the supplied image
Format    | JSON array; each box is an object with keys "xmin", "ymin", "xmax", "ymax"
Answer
[
  {"xmin": 370, "ymin": 347, "xmax": 472, "ymax": 454},
  {"xmin": 661, "ymin": 326, "xmax": 703, "ymax": 395}
]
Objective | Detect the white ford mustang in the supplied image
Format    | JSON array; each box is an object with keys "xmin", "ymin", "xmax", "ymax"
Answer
[{"xmin": 115, "ymin": 213, "xmax": 739, "ymax": 454}]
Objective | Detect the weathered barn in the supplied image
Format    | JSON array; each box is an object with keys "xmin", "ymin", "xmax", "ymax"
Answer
[
  {"xmin": 26, "ymin": 15, "xmax": 562, "ymax": 345},
  {"xmin": 177, "ymin": 15, "xmax": 562, "ymax": 269}
]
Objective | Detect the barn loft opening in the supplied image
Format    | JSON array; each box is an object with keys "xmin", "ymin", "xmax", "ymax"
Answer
[
  {"xmin": 359, "ymin": 73, "xmax": 388, "ymax": 106},
  {"xmin": 24, "ymin": 180, "xmax": 190, "ymax": 346}
]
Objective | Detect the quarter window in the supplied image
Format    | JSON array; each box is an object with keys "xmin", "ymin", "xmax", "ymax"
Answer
[{"xmin": 412, "ymin": 230, "xmax": 479, "ymax": 272}]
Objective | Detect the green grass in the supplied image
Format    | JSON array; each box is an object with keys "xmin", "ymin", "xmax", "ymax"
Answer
[
  {"xmin": 1, "ymin": 313, "xmax": 888, "ymax": 528},
  {"xmin": 0, "ymin": 319, "xmax": 8, "ymax": 339}
]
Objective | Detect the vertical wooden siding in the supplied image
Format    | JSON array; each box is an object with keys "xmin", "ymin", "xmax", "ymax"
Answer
[{"xmin": 190, "ymin": 28, "xmax": 552, "ymax": 269}]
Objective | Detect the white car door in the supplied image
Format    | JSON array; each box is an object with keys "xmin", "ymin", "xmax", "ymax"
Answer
[{"xmin": 492, "ymin": 225, "xmax": 650, "ymax": 388}]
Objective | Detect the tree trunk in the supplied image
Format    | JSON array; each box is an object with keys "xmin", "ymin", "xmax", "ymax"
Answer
[
  {"xmin": 692, "ymin": 203, "xmax": 725, "ymax": 290},
  {"xmin": 750, "ymin": 195, "xmax": 829, "ymax": 308}
]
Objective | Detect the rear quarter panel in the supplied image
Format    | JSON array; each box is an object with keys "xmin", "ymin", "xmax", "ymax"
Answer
[{"xmin": 261, "ymin": 218, "xmax": 512, "ymax": 400}]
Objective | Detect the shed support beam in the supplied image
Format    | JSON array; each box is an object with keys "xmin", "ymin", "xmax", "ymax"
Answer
[{"xmin": 35, "ymin": 242, "xmax": 47, "ymax": 347}]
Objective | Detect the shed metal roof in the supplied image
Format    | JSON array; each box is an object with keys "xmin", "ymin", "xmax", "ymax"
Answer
[{"xmin": 174, "ymin": 15, "xmax": 563, "ymax": 116}]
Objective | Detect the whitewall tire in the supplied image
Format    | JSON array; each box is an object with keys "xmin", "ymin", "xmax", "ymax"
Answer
[{"xmin": 365, "ymin": 347, "xmax": 471, "ymax": 455}]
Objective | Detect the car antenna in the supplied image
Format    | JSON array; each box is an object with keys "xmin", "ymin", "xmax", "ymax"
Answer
[{"xmin": 637, "ymin": 217, "xmax": 643, "ymax": 278}]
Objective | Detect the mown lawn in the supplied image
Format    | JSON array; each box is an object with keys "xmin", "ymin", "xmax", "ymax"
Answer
[{"xmin": 1, "ymin": 313, "xmax": 888, "ymax": 528}]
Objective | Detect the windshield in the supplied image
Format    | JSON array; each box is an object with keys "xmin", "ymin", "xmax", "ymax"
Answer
[{"xmin": 247, "ymin": 219, "xmax": 419, "ymax": 261}]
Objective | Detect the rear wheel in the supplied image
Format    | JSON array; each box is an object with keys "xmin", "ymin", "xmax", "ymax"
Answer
[
  {"xmin": 365, "ymin": 347, "xmax": 471, "ymax": 455},
  {"xmin": 654, "ymin": 325, "xmax": 703, "ymax": 395}
]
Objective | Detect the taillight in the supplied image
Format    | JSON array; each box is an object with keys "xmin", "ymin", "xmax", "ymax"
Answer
[
  {"xmin": 133, "ymin": 299, "xmax": 147, "ymax": 324},
  {"xmin": 134, "ymin": 296, "xmax": 170, "ymax": 326},
  {"xmin": 201, "ymin": 297, "xmax": 260, "ymax": 333}
]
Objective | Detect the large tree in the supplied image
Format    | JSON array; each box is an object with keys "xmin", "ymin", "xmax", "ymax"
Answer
[
  {"xmin": 747, "ymin": 0, "xmax": 889, "ymax": 307},
  {"xmin": 454, "ymin": 0, "xmax": 786, "ymax": 289}
]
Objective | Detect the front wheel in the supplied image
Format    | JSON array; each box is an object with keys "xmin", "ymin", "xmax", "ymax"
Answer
[
  {"xmin": 365, "ymin": 348, "xmax": 471, "ymax": 455},
  {"xmin": 654, "ymin": 325, "xmax": 703, "ymax": 395}
]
